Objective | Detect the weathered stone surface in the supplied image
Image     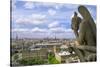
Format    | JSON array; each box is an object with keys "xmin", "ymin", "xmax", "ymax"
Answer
[{"xmin": 71, "ymin": 5, "xmax": 96, "ymax": 62}]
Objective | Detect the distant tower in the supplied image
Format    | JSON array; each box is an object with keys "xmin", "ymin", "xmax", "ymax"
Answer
[
  {"xmin": 16, "ymin": 34, "xmax": 18, "ymax": 40},
  {"xmin": 55, "ymin": 36, "xmax": 56, "ymax": 40},
  {"xmin": 55, "ymin": 33, "xmax": 56, "ymax": 40}
]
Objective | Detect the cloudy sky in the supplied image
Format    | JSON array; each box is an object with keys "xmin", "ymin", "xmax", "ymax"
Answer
[{"xmin": 11, "ymin": 0, "xmax": 97, "ymax": 39}]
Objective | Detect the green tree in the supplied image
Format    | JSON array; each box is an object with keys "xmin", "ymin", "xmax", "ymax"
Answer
[{"xmin": 48, "ymin": 52, "xmax": 60, "ymax": 64}]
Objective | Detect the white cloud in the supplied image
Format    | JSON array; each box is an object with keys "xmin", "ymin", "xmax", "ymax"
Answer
[
  {"xmin": 36, "ymin": 2, "xmax": 59, "ymax": 9},
  {"xmin": 65, "ymin": 4, "xmax": 78, "ymax": 9},
  {"xmin": 66, "ymin": 29, "xmax": 73, "ymax": 32},
  {"xmin": 48, "ymin": 21, "xmax": 60, "ymax": 28},
  {"xmin": 16, "ymin": 17, "xmax": 29, "ymax": 23},
  {"xmin": 48, "ymin": 27, "xmax": 73, "ymax": 34},
  {"xmin": 35, "ymin": 2, "xmax": 65, "ymax": 10},
  {"xmin": 49, "ymin": 27, "xmax": 67, "ymax": 33},
  {"xmin": 31, "ymin": 14, "xmax": 46, "ymax": 19},
  {"xmin": 12, "ymin": 27, "xmax": 72, "ymax": 33},
  {"xmin": 48, "ymin": 9, "xmax": 56, "ymax": 16},
  {"xmin": 54, "ymin": 4, "xmax": 63, "ymax": 9},
  {"xmin": 31, "ymin": 27, "xmax": 48, "ymax": 32},
  {"xmin": 12, "ymin": 27, "xmax": 48, "ymax": 33},
  {"xmin": 15, "ymin": 14, "xmax": 46, "ymax": 25},
  {"xmin": 24, "ymin": 1, "xmax": 35, "ymax": 9},
  {"xmin": 49, "ymin": 27, "xmax": 73, "ymax": 33},
  {"xmin": 12, "ymin": 28, "xmax": 29, "ymax": 32}
]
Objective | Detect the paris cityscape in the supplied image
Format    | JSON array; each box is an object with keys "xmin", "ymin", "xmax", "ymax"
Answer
[{"xmin": 11, "ymin": 0, "xmax": 96, "ymax": 66}]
